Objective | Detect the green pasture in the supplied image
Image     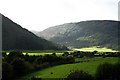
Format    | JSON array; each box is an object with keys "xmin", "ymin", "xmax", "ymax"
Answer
[
  {"xmin": 17, "ymin": 57, "xmax": 119, "ymax": 80},
  {"xmin": 73, "ymin": 46, "xmax": 118, "ymax": 52},
  {"xmin": 4, "ymin": 46, "xmax": 119, "ymax": 56},
  {"xmin": 23, "ymin": 52, "xmax": 63, "ymax": 56},
  {"xmin": 4, "ymin": 50, "xmax": 69, "ymax": 56}
]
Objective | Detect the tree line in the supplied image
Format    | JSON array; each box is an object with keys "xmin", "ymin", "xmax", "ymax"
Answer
[
  {"xmin": 2, "ymin": 50, "xmax": 120, "ymax": 80},
  {"xmin": 66, "ymin": 62, "xmax": 120, "ymax": 80},
  {"xmin": 2, "ymin": 51, "xmax": 75, "ymax": 80}
]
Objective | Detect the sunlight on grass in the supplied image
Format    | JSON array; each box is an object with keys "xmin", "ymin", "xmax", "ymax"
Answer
[
  {"xmin": 73, "ymin": 46, "xmax": 118, "ymax": 52},
  {"xmin": 17, "ymin": 57, "xmax": 119, "ymax": 79},
  {"xmin": 22, "ymin": 52, "xmax": 63, "ymax": 56}
]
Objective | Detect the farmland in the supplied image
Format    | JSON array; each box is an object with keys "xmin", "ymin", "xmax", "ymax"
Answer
[
  {"xmin": 25, "ymin": 47, "xmax": 118, "ymax": 56},
  {"xmin": 2, "ymin": 48, "xmax": 120, "ymax": 80},
  {"xmin": 17, "ymin": 57, "xmax": 119, "ymax": 80},
  {"xmin": 2, "ymin": 10, "xmax": 120, "ymax": 80},
  {"xmin": 73, "ymin": 47, "xmax": 118, "ymax": 52},
  {"xmin": 4, "ymin": 47, "xmax": 118, "ymax": 56}
]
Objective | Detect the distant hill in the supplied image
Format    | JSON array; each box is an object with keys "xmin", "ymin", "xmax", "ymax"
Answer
[
  {"xmin": 37, "ymin": 20, "xmax": 120, "ymax": 50},
  {"xmin": 2, "ymin": 15, "xmax": 67, "ymax": 50},
  {"xmin": 31, "ymin": 30, "xmax": 39, "ymax": 35}
]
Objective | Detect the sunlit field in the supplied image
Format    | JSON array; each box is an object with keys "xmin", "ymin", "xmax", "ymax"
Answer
[
  {"xmin": 3, "ymin": 48, "xmax": 120, "ymax": 80},
  {"xmin": 73, "ymin": 46, "xmax": 118, "ymax": 52},
  {"xmin": 5, "ymin": 50, "xmax": 69, "ymax": 56},
  {"xmin": 5, "ymin": 47, "xmax": 118, "ymax": 56},
  {"xmin": 17, "ymin": 57, "xmax": 119, "ymax": 80},
  {"xmin": 23, "ymin": 52, "xmax": 63, "ymax": 56}
]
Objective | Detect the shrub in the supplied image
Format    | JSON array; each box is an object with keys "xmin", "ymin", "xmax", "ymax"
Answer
[
  {"xmin": 95, "ymin": 62, "xmax": 120, "ymax": 80},
  {"xmin": 11, "ymin": 58, "xmax": 33, "ymax": 77},
  {"xmin": 66, "ymin": 70, "xmax": 94, "ymax": 80},
  {"xmin": 2, "ymin": 62, "xmax": 13, "ymax": 80},
  {"xmin": 51, "ymin": 53, "xmax": 57, "ymax": 56},
  {"xmin": 2, "ymin": 52, "xmax": 7, "ymax": 57},
  {"xmin": 112, "ymin": 62, "xmax": 120, "ymax": 80},
  {"xmin": 34, "ymin": 56, "xmax": 43, "ymax": 64},
  {"xmin": 34, "ymin": 62, "xmax": 50, "ymax": 70},
  {"xmin": 8, "ymin": 51, "xmax": 23, "ymax": 57},
  {"xmin": 6, "ymin": 51, "xmax": 24, "ymax": 63},
  {"xmin": 95, "ymin": 63, "xmax": 113, "ymax": 80},
  {"xmin": 61, "ymin": 56, "xmax": 75, "ymax": 64},
  {"xmin": 62, "ymin": 52, "xmax": 69, "ymax": 56},
  {"xmin": 31, "ymin": 76, "xmax": 42, "ymax": 80}
]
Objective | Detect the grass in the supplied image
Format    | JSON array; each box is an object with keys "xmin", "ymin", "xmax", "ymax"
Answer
[
  {"xmin": 4, "ymin": 50, "xmax": 70, "ymax": 56},
  {"xmin": 22, "ymin": 52, "xmax": 63, "ymax": 56},
  {"xmin": 17, "ymin": 57, "xmax": 119, "ymax": 80},
  {"xmin": 4, "ymin": 46, "xmax": 118, "ymax": 56},
  {"xmin": 73, "ymin": 46, "xmax": 118, "ymax": 52},
  {"xmin": 4, "ymin": 49, "xmax": 76, "ymax": 56}
]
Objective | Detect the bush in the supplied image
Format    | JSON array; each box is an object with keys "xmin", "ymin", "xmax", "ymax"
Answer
[
  {"xmin": 34, "ymin": 62, "xmax": 50, "ymax": 70},
  {"xmin": 2, "ymin": 52, "xmax": 7, "ymax": 57},
  {"xmin": 95, "ymin": 63, "xmax": 113, "ymax": 80},
  {"xmin": 31, "ymin": 76, "xmax": 42, "ymax": 80},
  {"xmin": 6, "ymin": 51, "xmax": 24, "ymax": 63},
  {"xmin": 60, "ymin": 56, "xmax": 75, "ymax": 64},
  {"xmin": 11, "ymin": 58, "xmax": 33, "ymax": 77},
  {"xmin": 62, "ymin": 52, "xmax": 69, "ymax": 56},
  {"xmin": 66, "ymin": 70, "xmax": 94, "ymax": 80},
  {"xmin": 2, "ymin": 62, "xmax": 13, "ymax": 80},
  {"xmin": 34, "ymin": 56, "xmax": 43, "ymax": 64},
  {"xmin": 95, "ymin": 62, "xmax": 120, "ymax": 80},
  {"xmin": 112, "ymin": 62, "xmax": 120, "ymax": 80},
  {"xmin": 8, "ymin": 51, "xmax": 23, "ymax": 57}
]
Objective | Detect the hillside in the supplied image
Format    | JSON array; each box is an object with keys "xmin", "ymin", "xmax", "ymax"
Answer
[
  {"xmin": 2, "ymin": 15, "xmax": 67, "ymax": 50},
  {"xmin": 37, "ymin": 20, "xmax": 119, "ymax": 50}
]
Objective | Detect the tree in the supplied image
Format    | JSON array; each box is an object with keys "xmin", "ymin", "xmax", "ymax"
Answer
[
  {"xmin": 11, "ymin": 58, "xmax": 33, "ymax": 77},
  {"xmin": 2, "ymin": 62, "xmax": 13, "ymax": 80},
  {"xmin": 62, "ymin": 52, "xmax": 69, "ymax": 56},
  {"xmin": 95, "ymin": 63, "xmax": 113, "ymax": 80},
  {"xmin": 67, "ymin": 70, "xmax": 94, "ymax": 80},
  {"xmin": 51, "ymin": 53, "xmax": 57, "ymax": 56},
  {"xmin": 112, "ymin": 62, "xmax": 120, "ymax": 80},
  {"xmin": 6, "ymin": 51, "xmax": 24, "ymax": 63}
]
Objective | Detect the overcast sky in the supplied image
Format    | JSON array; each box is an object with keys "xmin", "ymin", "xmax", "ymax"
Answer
[{"xmin": 0, "ymin": 0, "xmax": 119, "ymax": 31}]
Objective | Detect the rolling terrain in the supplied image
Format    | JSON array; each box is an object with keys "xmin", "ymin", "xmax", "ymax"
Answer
[
  {"xmin": 37, "ymin": 20, "xmax": 120, "ymax": 50},
  {"xmin": 18, "ymin": 57, "xmax": 119, "ymax": 79},
  {"xmin": 2, "ymin": 15, "xmax": 120, "ymax": 80}
]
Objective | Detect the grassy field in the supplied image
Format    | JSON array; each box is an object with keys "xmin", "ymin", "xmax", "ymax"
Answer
[
  {"xmin": 4, "ymin": 47, "xmax": 118, "ymax": 56},
  {"xmin": 24, "ymin": 47, "xmax": 118, "ymax": 56},
  {"xmin": 17, "ymin": 57, "xmax": 119, "ymax": 80},
  {"xmin": 5, "ymin": 50, "xmax": 69, "ymax": 56},
  {"xmin": 22, "ymin": 52, "xmax": 63, "ymax": 56},
  {"xmin": 73, "ymin": 46, "xmax": 118, "ymax": 52}
]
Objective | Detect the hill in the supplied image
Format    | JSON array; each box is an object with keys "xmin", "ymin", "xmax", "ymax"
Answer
[
  {"xmin": 2, "ymin": 15, "xmax": 67, "ymax": 50},
  {"xmin": 37, "ymin": 20, "xmax": 119, "ymax": 50}
]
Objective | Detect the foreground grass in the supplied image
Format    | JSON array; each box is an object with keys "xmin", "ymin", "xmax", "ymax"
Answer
[{"xmin": 17, "ymin": 57, "xmax": 119, "ymax": 80}]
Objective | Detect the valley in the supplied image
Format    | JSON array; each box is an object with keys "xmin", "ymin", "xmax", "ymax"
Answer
[{"xmin": 2, "ymin": 15, "xmax": 120, "ymax": 80}]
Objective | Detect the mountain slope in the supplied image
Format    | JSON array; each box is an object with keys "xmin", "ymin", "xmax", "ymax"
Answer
[
  {"xmin": 2, "ymin": 15, "xmax": 67, "ymax": 50},
  {"xmin": 37, "ymin": 20, "xmax": 119, "ymax": 50}
]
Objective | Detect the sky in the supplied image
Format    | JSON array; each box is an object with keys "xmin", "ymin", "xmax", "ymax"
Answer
[{"xmin": 0, "ymin": 0, "xmax": 119, "ymax": 31}]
